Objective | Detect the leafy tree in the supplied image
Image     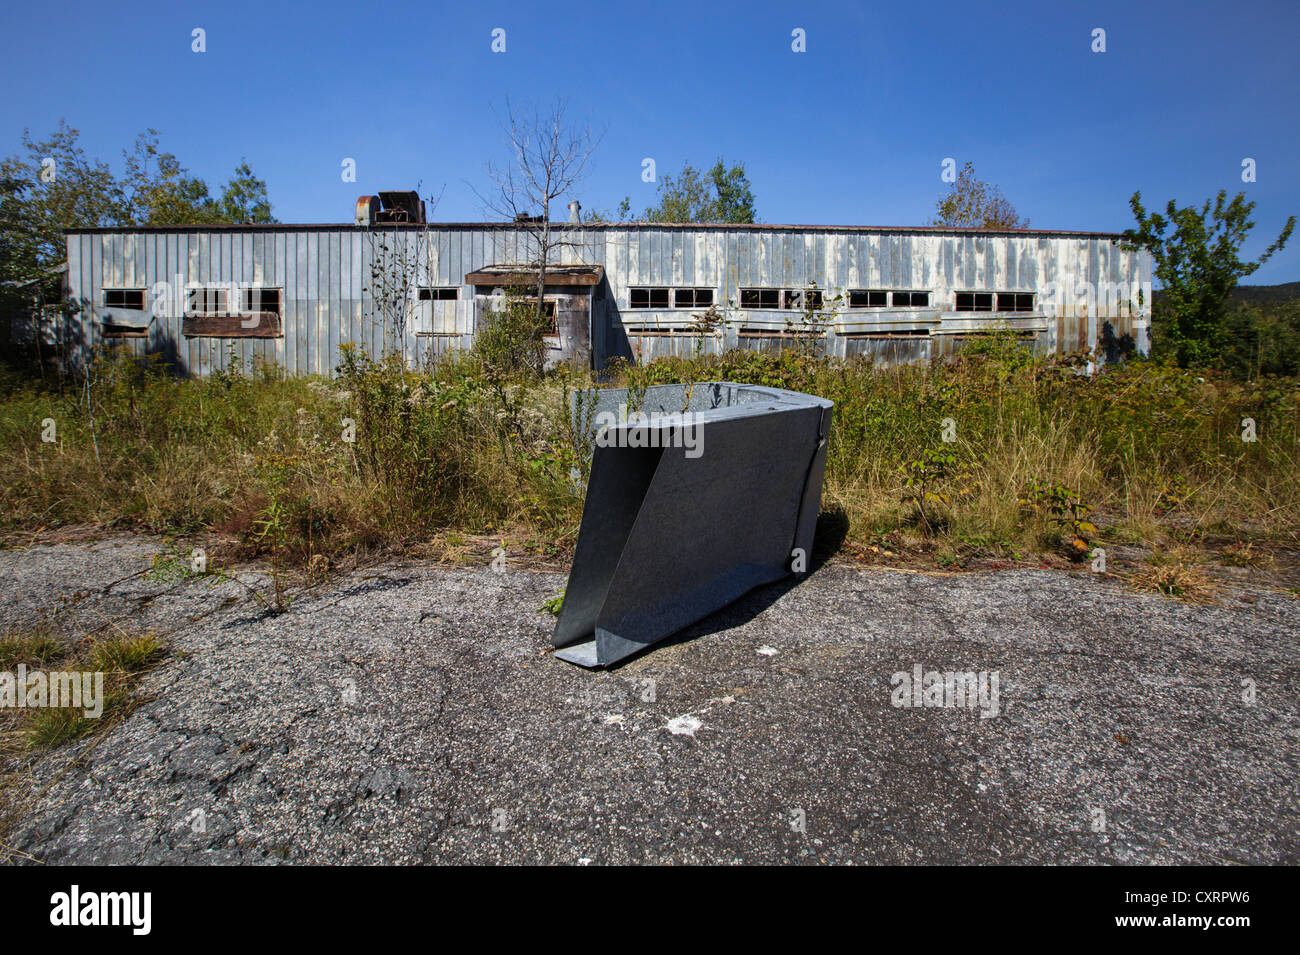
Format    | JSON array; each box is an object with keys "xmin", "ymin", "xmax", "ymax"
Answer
[
  {"xmin": 1, "ymin": 121, "xmax": 277, "ymax": 275},
  {"xmin": 644, "ymin": 159, "xmax": 756, "ymax": 223},
  {"xmin": 0, "ymin": 121, "xmax": 127, "ymax": 274},
  {"xmin": 0, "ymin": 177, "xmax": 40, "ymax": 328},
  {"xmin": 122, "ymin": 130, "xmax": 217, "ymax": 225},
  {"xmin": 217, "ymin": 161, "xmax": 275, "ymax": 223},
  {"xmin": 931, "ymin": 161, "xmax": 1027, "ymax": 229},
  {"xmin": 1221, "ymin": 300, "xmax": 1300, "ymax": 379},
  {"xmin": 123, "ymin": 132, "xmax": 275, "ymax": 225},
  {"xmin": 0, "ymin": 177, "xmax": 38, "ymax": 280},
  {"xmin": 707, "ymin": 160, "xmax": 756, "ymax": 223},
  {"xmin": 1122, "ymin": 190, "xmax": 1295, "ymax": 367},
  {"xmin": 0, "ymin": 121, "xmax": 277, "ymax": 364},
  {"xmin": 582, "ymin": 197, "xmax": 631, "ymax": 223}
]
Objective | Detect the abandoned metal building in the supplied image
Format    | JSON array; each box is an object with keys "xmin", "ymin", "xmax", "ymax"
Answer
[{"xmin": 56, "ymin": 191, "xmax": 1152, "ymax": 375}]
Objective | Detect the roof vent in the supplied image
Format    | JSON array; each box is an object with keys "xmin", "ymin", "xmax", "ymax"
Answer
[
  {"xmin": 356, "ymin": 191, "xmax": 426, "ymax": 226},
  {"xmin": 355, "ymin": 195, "xmax": 380, "ymax": 226}
]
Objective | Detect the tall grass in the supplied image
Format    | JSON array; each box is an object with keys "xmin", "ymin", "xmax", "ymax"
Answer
[{"xmin": 1, "ymin": 337, "xmax": 1296, "ymax": 566}]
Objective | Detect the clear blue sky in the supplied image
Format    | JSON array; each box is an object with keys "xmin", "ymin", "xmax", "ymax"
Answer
[{"xmin": 3, "ymin": 0, "xmax": 1298, "ymax": 282}]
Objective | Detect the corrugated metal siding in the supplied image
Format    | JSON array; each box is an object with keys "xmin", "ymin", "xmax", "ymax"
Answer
[{"xmin": 65, "ymin": 225, "xmax": 1150, "ymax": 375}]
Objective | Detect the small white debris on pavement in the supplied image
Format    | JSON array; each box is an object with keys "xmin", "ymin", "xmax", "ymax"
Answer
[{"xmin": 664, "ymin": 715, "xmax": 703, "ymax": 737}]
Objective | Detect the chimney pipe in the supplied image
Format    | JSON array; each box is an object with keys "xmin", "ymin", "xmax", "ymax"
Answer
[{"xmin": 568, "ymin": 200, "xmax": 582, "ymax": 224}]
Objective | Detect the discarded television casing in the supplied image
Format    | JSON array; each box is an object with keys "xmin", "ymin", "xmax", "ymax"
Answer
[{"xmin": 552, "ymin": 381, "xmax": 833, "ymax": 667}]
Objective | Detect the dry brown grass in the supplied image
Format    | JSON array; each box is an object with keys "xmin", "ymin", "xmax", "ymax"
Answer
[
  {"xmin": 1125, "ymin": 548, "xmax": 1219, "ymax": 603},
  {"xmin": 3, "ymin": 345, "xmax": 1298, "ymax": 574},
  {"xmin": 0, "ymin": 626, "xmax": 166, "ymax": 861}
]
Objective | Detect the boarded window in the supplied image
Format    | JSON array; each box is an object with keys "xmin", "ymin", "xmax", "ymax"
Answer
[
  {"xmin": 955, "ymin": 292, "xmax": 994, "ymax": 312},
  {"xmin": 996, "ymin": 292, "xmax": 1035, "ymax": 312},
  {"xmin": 740, "ymin": 288, "xmax": 781, "ymax": 309},
  {"xmin": 629, "ymin": 288, "xmax": 670, "ymax": 309},
  {"xmin": 738, "ymin": 325, "xmax": 822, "ymax": 338},
  {"xmin": 841, "ymin": 329, "xmax": 930, "ymax": 339},
  {"xmin": 673, "ymin": 288, "xmax": 714, "ymax": 308},
  {"xmin": 417, "ymin": 287, "xmax": 458, "ymax": 334},
  {"xmin": 183, "ymin": 285, "xmax": 284, "ymax": 338},
  {"xmin": 892, "ymin": 291, "xmax": 929, "ymax": 307},
  {"xmin": 104, "ymin": 288, "xmax": 146, "ymax": 310}
]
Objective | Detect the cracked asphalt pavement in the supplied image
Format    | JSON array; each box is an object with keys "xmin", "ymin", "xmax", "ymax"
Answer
[{"xmin": 1, "ymin": 537, "xmax": 1297, "ymax": 864}]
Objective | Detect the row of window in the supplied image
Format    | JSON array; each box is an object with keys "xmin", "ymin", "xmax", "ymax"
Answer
[
  {"xmin": 740, "ymin": 288, "xmax": 822, "ymax": 310},
  {"xmin": 848, "ymin": 290, "xmax": 930, "ymax": 308},
  {"xmin": 103, "ymin": 287, "xmax": 287, "ymax": 315},
  {"xmin": 957, "ymin": 292, "xmax": 1035, "ymax": 313},
  {"xmin": 629, "ymin": 287, "xmax": 715, "ymax": 309},
  {"xmin": 187, "ymin": 288, "xmax": 284, "ymax": 315},
  {"xmin": 104, "ymin": 284, "xmax": 1036, "ymax": 316},
  {"xmin": 627, "ymin": 287, "xmax": 1034, "ymax": 311},
  {"xmin": 104, "ymin": 286, "xmax": 462, "ymax": 315}
]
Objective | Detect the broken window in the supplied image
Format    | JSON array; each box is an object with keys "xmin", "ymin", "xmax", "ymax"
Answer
[
  {"xmin": 673, "ymin": 288, "xmax": 714, "ymax": 308},
  {"xmin": 848, "ymin": 289, "xmax": 889, "ymax": 308},
  {"xmin": 100, "ymin": 290, "xmax": 150, "ymax": 336},
  {"xmin": 740, "ymin": 288, "xmax": 781, "ymax": 309},
  {"xmin": 892, "ymin": 291, "xmax": 929, "ymax": 308},
  {"xmin": 103, "ymin": 288, "xmax": 146, "ymax": 310},
  {"xmin": 629, "ymin": 287, "xmax": 670, "ymax": 309},
  {"xmin": 783, "ymin": 289, "xmax": 824, "ymax": 310},
  {"xmin": 417, "ymin": 287, "xmax": 459, "ymax": 301},
  {"xmin": 186, "ymin": 286, "xmax": 283, "ymax": 315},
  {"xmin": 955, "ymin": 292, "xmax": 994, "ymax": 312},
  {"xmin": 626, "ymin": 327, "xmax": 693, "ymax": 337},
  {"xmin": 996, "ymin": 292, "xmax": 1035, "ymax": 312},
  {"xmin": 524, "ymin": 299, "xmax": 559, "ymax": 337},
  {"xmin": 245, "ymin": 288, "xmax": 282, "ymax": 315},
  {"xmin": 187, "ymin": 287, "xmax": 229, "ymax": 314}
]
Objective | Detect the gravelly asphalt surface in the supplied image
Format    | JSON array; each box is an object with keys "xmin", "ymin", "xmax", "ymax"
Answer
[{"xmin": 1, "ymin": 537, "xmax": 1297, "ymax": 865}]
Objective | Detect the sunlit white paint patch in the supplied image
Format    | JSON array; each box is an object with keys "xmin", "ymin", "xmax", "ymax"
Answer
[
  {"xmin": 665, "ymin": 715, "xmax": 703, "ymax": 737},
  {"xmin": 756, "ymin": 645, "xmax": 779, "ymax": 657}
]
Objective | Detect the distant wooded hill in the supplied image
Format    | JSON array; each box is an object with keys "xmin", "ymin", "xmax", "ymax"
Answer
[
  {"xmin": 1153, "ymin": 281, "xmax": 1300, "ymax": 306},
  {"xmin": 1230, "ymin": 281, "xmax": 1300, "ymax": 304}
]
